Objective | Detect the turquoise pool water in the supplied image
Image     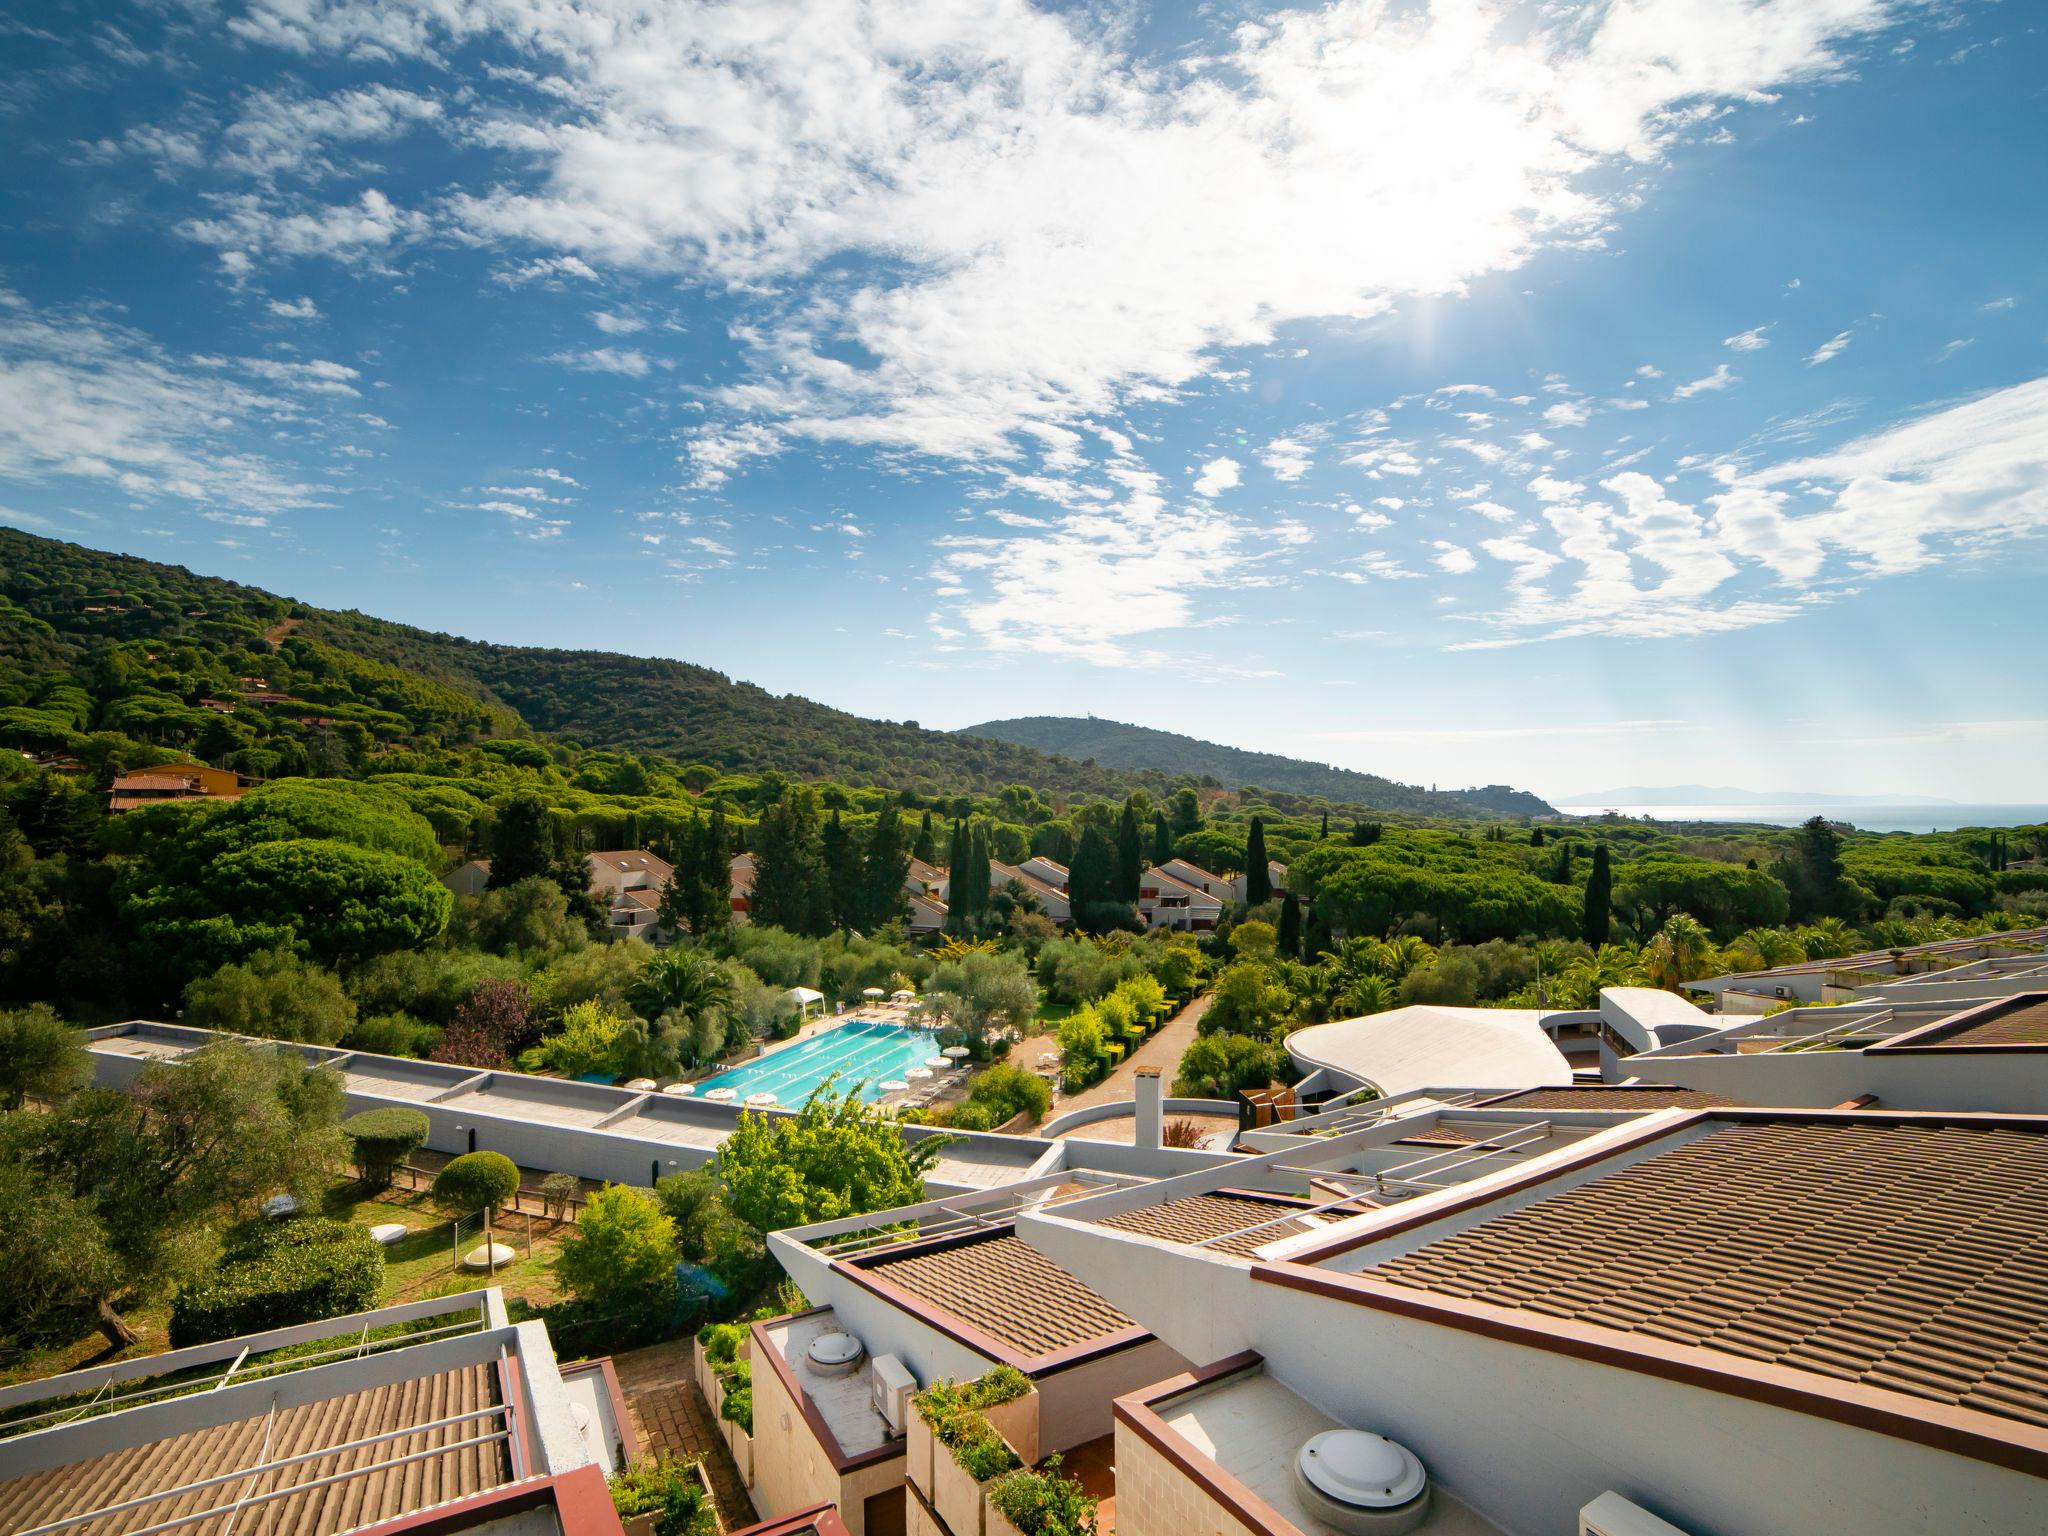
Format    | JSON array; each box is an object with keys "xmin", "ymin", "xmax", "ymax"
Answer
[{"xmin": 694, "ymin": 1019, "xmax": 948, "ymax": 1105}]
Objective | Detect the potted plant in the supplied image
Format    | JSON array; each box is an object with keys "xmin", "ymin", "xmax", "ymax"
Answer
[
  {"xmin": 608, "ymin": 1457, "xmax": 716, "ymax": 1536},
  {"xmin": 985, "ymin": 1458, "xmax": 1098, "ymax": 1536}
]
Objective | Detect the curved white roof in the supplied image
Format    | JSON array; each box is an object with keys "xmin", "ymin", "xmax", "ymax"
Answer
[{"xmin": 1287, "ymin": 1005, "xmax": 1572, "ymax": 1097}]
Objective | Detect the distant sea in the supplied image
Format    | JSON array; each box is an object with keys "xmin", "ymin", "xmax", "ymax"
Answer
[{"xmin": 1565, "ymin": 804, "xmax": 2048, "ymax": 834}]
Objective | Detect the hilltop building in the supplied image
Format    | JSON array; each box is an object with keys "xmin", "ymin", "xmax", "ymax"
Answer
[{"xmin": 106, "ymin": 761, "xmax": 255, "ymax": 811}]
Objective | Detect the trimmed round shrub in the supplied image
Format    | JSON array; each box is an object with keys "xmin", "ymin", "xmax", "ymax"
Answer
[
  {"xmin": 341, "ymin": 1107, "xmax": 431, "ymax": 1191},
  {"xmin": 169, "ymin": 1218, "xmax": 384, "ymax": 1346},
  {"xmin": 432, "ymin": 1150, "xmax": 520, "ymax": 1215}
]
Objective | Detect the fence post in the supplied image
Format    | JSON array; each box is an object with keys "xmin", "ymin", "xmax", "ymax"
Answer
[
  {"xmin": 524, "ymin": 1214, "xmax": 532, "ymax": 1260},
  {"xmin": 451, "ymin": 1218, "xmax": 458, "ymax": 1275}
]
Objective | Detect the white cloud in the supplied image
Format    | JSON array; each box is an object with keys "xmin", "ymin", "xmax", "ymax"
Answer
[
  {"xmin": 1193, "ymin": 456, "xmax": 1241, "ymax": 497},
  {"xmin": 1937, "ymin": 337, "xmax": 1975, "ymax": 362},
  {"xmin": 592, "ymin": 310, "xmax": 645, "ymax": 335},
  {"xmin": 1456, "ymin": 375, "xmax": 2048, "ymax": 647},
  {"xmin": 1432, "ymin": 541, "xmax": 1477, "ymax": 573},
  {"xmin": 549, "ymin": 347, "xmax": 650, "ymax": 377},
  {"xmin": 1981, "ymin": 296, "xmax": 2016, "ymax": 313},
  {"xmin": 267, "ymin": 295, "xmax": 321, "ymax": 320},
  {"xmin": 1540, "ymin": 400, "xmax": 1589, "ymax": 428},
  {"xmin": 221, "ymin": 0, "xmax": 1916, "ymax": 474},
  {"xmin": 1672, "ymin": 362, "xmax": 1738, "ymax": 399},
  {"xmin": 221, "ymin": 84, "xmax": 442, "ymax": 181},
  {"xmin": 0, "ymin": 292, "xmax": 330, "ymax": 515},
  {"xmin": 182, "ymin": 187, "xmax": 427, "ymax": 265},
  {"xmin": 1807, "ymin": 330, "xmax": 1852, "ymax": 365},
  {"xmin": 1723, "ymin": 324, "xmax": 1773, "ymax": 352},
  {"xmin": 1260, "ymin": 436, "xmax": 1314, "ymax": 482}
]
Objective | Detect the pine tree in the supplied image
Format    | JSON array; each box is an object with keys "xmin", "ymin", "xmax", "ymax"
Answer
[
  {"xmin": 1530, "ymin": 825, "xmax": 1546, "ymax": 846},
  {"xmin": 487, "ymin": 792, "xmax": 559, "ymax": 888},
  {"xmin": 1277, "ymin": 892, "xmax": 1302, "ymax": 958},
  {"xmin": 1583, "ymin": 842, "xmax": 1612, "ymax": 946},
  {"xmin": 1245, "ymin": 817, "xmax": 1272, "ymax": 905},
  {"xmin": 820, "ymin": 810, "xmax": 862, "ymax": 932},
  {"xmin": 1115, "ymin": 802, "xmax": 1142, "ymax": 903},
  {"xmin": 1349, "ymin": 821, "xmax": 1382, "ymax": 847},
  {"xmin": 912, "ymin": 810, "xmax": 938, "ymax": 865},
  {"xmin": 1171, "ymin": 786, "xmax": 1202, "ymax": 835},
  {"xmin": 862, "ymin": 806, "xmax": 910, "ymax": 930},
  {"xmin": 1152, "ymin": 810, "xmax": 1174, "ymax": 864}
]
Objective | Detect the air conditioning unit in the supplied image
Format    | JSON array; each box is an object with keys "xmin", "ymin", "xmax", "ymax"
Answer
[
  {"xmin": 1580, "ymin": 1492, "xmax": 1692, "ymax": 1536},
  {"xmin": 870, "ymin": 1353, "xmax": 916, "ymax": 1437}
]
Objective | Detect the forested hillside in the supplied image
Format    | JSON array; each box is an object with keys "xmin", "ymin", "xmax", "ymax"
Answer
[
  {"xmin": 963, "ymin": 715, "xmax": 1553, "ymax": 817},
  {"xmin": 0, "ymin": 530, "xmax": 1551, "ymax": 811}
]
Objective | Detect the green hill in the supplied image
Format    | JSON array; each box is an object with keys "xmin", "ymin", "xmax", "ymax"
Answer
[
  {"xmin": 0, "ymin": 530, "xmax": 1552, "ymax": 815},
  {"xmin": 961, "ymin": 715, "xmax": 1554, "ymax": 818}
]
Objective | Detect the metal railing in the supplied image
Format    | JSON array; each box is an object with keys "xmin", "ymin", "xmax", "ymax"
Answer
[
  {"xmin": 14, "ymin": 1401, "xmax": 517, "ymax": 1536},
  {"xmin": 0, "ymin": 1312, "xmax": 490, "ymax": 1440},
  {"xmin": 811, "ymin": 1169, "xmax": 1152, "ymax": 1258}
]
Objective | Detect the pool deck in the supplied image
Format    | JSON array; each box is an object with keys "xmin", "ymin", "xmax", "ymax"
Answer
[{"xmin": 692, "ymin": 1005, "xmax": 964, "ymax": 1107}]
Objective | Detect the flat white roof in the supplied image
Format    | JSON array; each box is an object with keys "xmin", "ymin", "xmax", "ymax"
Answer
[{"xmin": 1287, "ymin": 1006, "xmax": 1572, "ymax": 1097}]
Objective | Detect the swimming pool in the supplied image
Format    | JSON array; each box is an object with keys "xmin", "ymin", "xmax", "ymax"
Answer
[{"xmin": 694, "ymin": 1019, "xmax": 948, "ymax": 1106}]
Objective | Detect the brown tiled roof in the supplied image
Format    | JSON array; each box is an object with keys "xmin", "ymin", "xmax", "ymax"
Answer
[
  {"xmin": 0, "ymin": 1363, "xmax": 509, "ymax": 1536},
  {"xmin": 1474, "ymin": 1085, "xmax": 1734, "ymax": 1111},
  {"xmin": 1879, "ymin": 995, "xmax": 2048, "ymax": 1050},
  {"xmin": 1365, "ymin": 1120, "xmax": 2048, "ymax": 1430},
  {"xmin": 110, "ymin": 774, "xmax": 196, "ymax": 792},
  {"xmin": 1097, "ymin": 1192, "xmax": 1320, "ymax": 1257},
  {"xmin": 863, "ymin": 1234, "xmax": 1135, "ymax": 1359}
]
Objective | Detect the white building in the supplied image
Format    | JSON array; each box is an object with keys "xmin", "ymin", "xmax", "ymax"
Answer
[{"xmin": 1136, "ymin": 865, "xmax": 1223, "ymax": 932}]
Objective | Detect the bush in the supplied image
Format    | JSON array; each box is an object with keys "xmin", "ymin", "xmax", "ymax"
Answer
[
  {"xmin": 182, "ymin": 948, "xmax": 356, "ymax": 1045},
  {"xmin": 540, "ymin": 1171, "xmax": 581, "ymax": 1219},
  {"xmin": 342, "ymin": 1011, "xmax": 442, "ymax": 1058},
  {"xmin": 433, "ymin": 1151, "xmax": 520, "ymax": 1215},
  {"xmin": 989, "ymin": 1457, "xmax": 1100, "ymax": 1536},
  {"xmin": 717, "ymin": 1357, "xmax": 753, "ymax": 1432},
  {"xmin": 609, "ymin": 1457, "xmax": 716, "ymax": 1536},
  {"xmin": 1161, "ymin": 1118, "xmax": 1206, "ymax": 1149},
  {"xmin": 964, "ymin": 1062, "xmax": 1051, "ymax": 1127},
  {"xmin": 341, "ymin": 1106, "xmax": 430, "ymax": 1190},
  {"xmin": 169, "ymin": 1218, "xmax": 383, "ymax": 1346},
  {"xmin": 698, "ymin": 1320, "xmax": 746, "ymax": 1366},
  {"xmin": 556, "ymin": 1184, "xmax": 679, "ymax": 1299}
]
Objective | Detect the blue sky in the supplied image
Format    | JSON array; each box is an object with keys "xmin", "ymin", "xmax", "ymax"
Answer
[{"xmin": 2, "ymin": 0, "xmax": 2044, "ymax": 802}]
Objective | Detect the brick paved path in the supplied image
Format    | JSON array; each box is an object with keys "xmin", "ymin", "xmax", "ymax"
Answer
[{"xmin": 611, "ymin": 1340, "xmax": 759, "ymax": 1531}]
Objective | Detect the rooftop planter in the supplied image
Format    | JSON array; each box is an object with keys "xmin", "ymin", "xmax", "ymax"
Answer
[
  {"xmin": 911, "ymin": 1367, "xmax": 1034, "ymax": 1528},
  {"xmin": 986, "ymin": 1457, "xmax": 1099, "ymax": 1536}
]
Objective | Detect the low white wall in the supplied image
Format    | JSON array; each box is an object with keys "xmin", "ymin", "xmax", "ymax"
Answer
[
  {"xmin": 1040, "ymin": 1098, "xmax": 1236, "ymax": 1138},
  {"xmin": 1249, "ymin": 1283, "xmax": 2046, "ymax": 1536}
]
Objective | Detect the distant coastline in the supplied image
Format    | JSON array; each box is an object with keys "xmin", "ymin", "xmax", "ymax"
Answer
[{"xmin": 1563, "ymin": 803, "xmax": 2048, "ymax": 835}]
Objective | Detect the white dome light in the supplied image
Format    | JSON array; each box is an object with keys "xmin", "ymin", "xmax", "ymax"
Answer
[{"xmin": 1295, "ymin": 1430, "xmax": 1430, "ymax": 1534}]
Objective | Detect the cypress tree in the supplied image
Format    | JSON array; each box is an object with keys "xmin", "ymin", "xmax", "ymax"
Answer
[
  {"xmin": 862, "ymin": 806, "xmax": 910, "ymax": 929},
  {"xmin": 1245, "ymin": 817, "xmax": 1272, "ymax": 905},
  {"xmin": 751, "ymin": 787, "xmax": 831, "ymax": 936},
  {"xmin": 821, "ymin": 810, "xmax": 861, "ymax": 932},
  {"xmin": 1069, "ymin": 824, "xmax": 1115, "ymax": 930},
  {"xmin": 1115, "ymin": 802, "xmax": 1142, "ymax": 903},
  {"xmin": 1277, "ymin": 892, "xmax": 1302, "ymax": 959},
  {"xmin": 913, "ymin": 810, "xmax": 938, "ymax": 865},
  {"xmin": 957, "ymin": 820, "xmax": 991, "ymax": 922},
  {"xmin": 1319, "ymin": 810, "xmax": 1329, "ymax": 840},
  {"xmin": 1583, "ymin": 842, "xmax": 1612, "ymax": 946},
  {"xmin": 1305, "ymin": 903, "xmax": 1332, "ymax": 962},
  {"xmin": 488, "ymin": 792, "xmax": 559, "ymax": 889},
  {"xmin": 1530, "ymin": 825, "xmax": 1546, "ymax": 846},
  {"xmin": 662, "ymin": 806, "xmax": 732, "ymax": 937},
  {"xmin": 1553, "ymin": 841, "xmax": 1574, "ymax": 884},
  {"xmin": 1152, "ymin": 810, "xmax": 1174, "ymax": 864}
]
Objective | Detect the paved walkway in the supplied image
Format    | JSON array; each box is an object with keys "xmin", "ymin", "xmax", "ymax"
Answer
[
  {"xmin": 611, "ymin": 1340, "xmax": 759, "ymax": 1531},
  {"xmin": 1058, "ymin": 992, "xmax": 1211, "ymax": 1111}
]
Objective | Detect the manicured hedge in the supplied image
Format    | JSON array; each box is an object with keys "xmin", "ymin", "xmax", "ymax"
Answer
[
  {"xmin": 341, "ymin": 1107, "xmax": 430, "ymax": 1190},
  {"xmin": 169, "ymin": 1218, "xmax": 384, "ymax": 1346}
]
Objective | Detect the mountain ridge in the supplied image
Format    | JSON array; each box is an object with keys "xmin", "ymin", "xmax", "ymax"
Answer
[
  {"xmin": 960, "ymin": 714, "xmax": 1554, "ymax": 818},
  {"xmin": 1558, "ymin": 784, "xmax": 1959, "ymax": 807}
]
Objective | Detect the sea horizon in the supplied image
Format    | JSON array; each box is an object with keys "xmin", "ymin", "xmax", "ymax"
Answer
[{"xmin": 1563, "ymin": 803, "xmax": 2048, "ymax": 835}]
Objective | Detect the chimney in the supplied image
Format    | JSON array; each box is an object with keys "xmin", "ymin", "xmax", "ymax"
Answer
[{"xmin": 1135, "ymin": 1068, "xmax": 1163, "ymax": 1150}]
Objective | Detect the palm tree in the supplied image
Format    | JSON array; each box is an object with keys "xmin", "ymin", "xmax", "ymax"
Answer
[
  {"xmin": 1794, "ymin": 916, "xmax": 1860, "ymax": 960},
  {"xmin": 1642, "ymin": 915, "xmax": 1717, "ymax": 991},
  {"xmin": 631, "ymin": 947, "xmax": 736, "ymax": 1024},
  {"xmin": 1379, "ymin": 935, "xmax": 1437, "ymax": 982},
  {"xmin": 1341, "ymin": 975, "xmax": 1397, "ymax": 1016}
]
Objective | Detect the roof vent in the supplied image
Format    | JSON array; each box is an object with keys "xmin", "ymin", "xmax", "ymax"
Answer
[
  {"xmin": 806, "ymin": 1330, "xmax": 866, "ymax": 1377},
  {"xmin": 1294, "ymin": 1429, "xmax": 1430, "ymax": 1535}
]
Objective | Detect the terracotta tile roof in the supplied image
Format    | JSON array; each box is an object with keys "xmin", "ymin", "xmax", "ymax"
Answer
[
  {"xmin": 1878, "ymin": 995, "xmax": 2048, "ymax": 1050},
  {"xmin": 110, "ymin": 774, "xmax": 197, "ymax": 792},
  {"xmin": 1474, "ymin": 1085, "xmax": 1734, "ymax": 1111},
  {"xmin": 862, "ymin": 1234, "xmax": 1135, "ymax": 1360},
  {"xmin": 0, "ymin": 1363, "xmax": 509, "ymax": 1536},
  {"xmin": 1097, "ymin": 1192, "xmax": 1321, "ymax": 1257},
  {"xmin": 1364, "ymin": 1119, "xmax": 2048, "ymax": 1430}
]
